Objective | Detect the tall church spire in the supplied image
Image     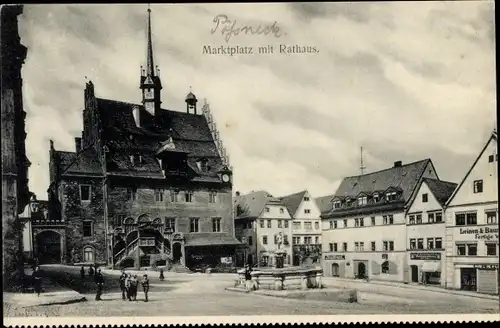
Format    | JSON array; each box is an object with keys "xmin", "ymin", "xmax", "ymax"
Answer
[
  {"xmin": 140, "ymin": 4, "xmax": 162, "ymax": 116},
  {"xmin": 146, "ymin": 4, "xmax": 155, "ymax": 77}
]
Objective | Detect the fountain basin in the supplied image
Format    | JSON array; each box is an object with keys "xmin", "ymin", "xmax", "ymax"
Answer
[{"xmin": 235, "ymin": 266, "xmax": 323, "ymax": 291}]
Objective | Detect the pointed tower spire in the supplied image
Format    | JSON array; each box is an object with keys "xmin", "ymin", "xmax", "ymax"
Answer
[
  {"xmin": 146, "ymin": 4, "xmax": 155, "ymax": 77},
  {"xmin": 140, "ymin": 3, "xmax": 162, "ymax": 116}
]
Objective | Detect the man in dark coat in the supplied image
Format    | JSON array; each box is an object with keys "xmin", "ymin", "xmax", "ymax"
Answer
[
  {"xmin": 119, "ymin": 270, "xmax": 127, "ymax": 300},
  {"xmin": 80, "ymin": 266, "xmax": 85, "ymax": 280},
  {"xmin": 141, "ymin": 274, "xmax": 150, "ymax": 302},
  {"xmin": 32, "ymin": 266, "xmax": 43, "ymax": 297},
  {"xmin": 88, "ymin": 265, "xmax": 94, "ymax": 276},
  {"xmin": 244, "ymin": 264, "xmax": 253, "ymax": 292},
  {"xmin": 129, "ymin": 275, "xmax": 138, "ymax": 301},
  {"xmin": 94, "ymin": 268, "xmax": 104, "ymax": 301}
]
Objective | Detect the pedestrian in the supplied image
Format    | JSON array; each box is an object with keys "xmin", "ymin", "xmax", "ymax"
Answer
[
  {"xmin": 119, "ymin": 270, "xmax": 127, "ymax": 300},
  {"xmin": 125, "ymin": 273, "xmax": 133, "ymax": 301},
  {"xmin": 142, "ymin": 274, "xmax": 150, "ymax": 302},
  {"xmin": 94, "ymin": 268, "xmax": 104, "ymax": 301},
  {"xmin": 32, "ymin": 266, "xmax": 42, "ymax": 297},
  {"xmin": 88, "ymin": 265, "xmax": 94, "ymax": 276},
  {"xmin": 159, "ymin": 268, "xmax": 165, "ymax": 281},
  {"xmin": 244, "ymin": 264, "xmax": 253, "ymax": 292},
  {"xmin": 80, "ymin": 266, "xmax": 85, "ymax": 280},
  {"xmin": 130, "ymin": 274, "xmax": 138, "ymax": 301}
]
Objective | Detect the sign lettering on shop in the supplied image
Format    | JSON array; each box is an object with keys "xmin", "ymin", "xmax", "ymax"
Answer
[
  {"xmin": 459, "ymin": 226, "xmax": 499, "ymax": 241},
  {"xmin": 410, "ymin": 252, "xmax": 441, "ymax": 260},
  {"xmin": 473, "ymin": 264, "xmax": 499, "ymax": 270},
  {"xmin": 324, "ymin": 255, "xmax": 345, "ymax": 260}
]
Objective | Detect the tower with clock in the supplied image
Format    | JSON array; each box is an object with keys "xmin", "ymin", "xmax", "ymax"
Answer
[{"xmin": 140, "ymin": 7, "xmax": 162, "ymax": 116}]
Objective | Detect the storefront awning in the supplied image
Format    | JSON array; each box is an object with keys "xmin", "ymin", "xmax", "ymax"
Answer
[
  {"xmin": 184, "ymin": 233, "xmax": 242, "ymax": 247},
  {"xmin": 421, "ymin": 261, "xmax": 441, "ymax": 272}
]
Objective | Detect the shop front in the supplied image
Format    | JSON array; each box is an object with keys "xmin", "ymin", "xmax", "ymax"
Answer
[
  {"xmin": 408, "ymin": 251, "xmax": 444, "ymax": 286},
  {"xmin": 323, "ymin": 254, "xmax": 346, "ymax": 277},
  {"xmin": 475, "ymin": 264, "xmax": 498, "ymax": 294}
]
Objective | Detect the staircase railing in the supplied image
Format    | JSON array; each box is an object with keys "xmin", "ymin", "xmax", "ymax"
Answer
[{"xmin": 115, "ymin": 238, "xmax": 139, "ymax": 265}]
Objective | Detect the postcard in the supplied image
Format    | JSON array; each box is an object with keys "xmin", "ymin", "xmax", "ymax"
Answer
[{"xmin": 2, "ymin": 2, "xmax": 498, "ymax": 326}]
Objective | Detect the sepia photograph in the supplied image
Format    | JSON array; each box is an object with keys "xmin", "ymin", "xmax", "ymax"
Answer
[{"xmin": 2, "ymin": 2, "xmax": 498, "ymax": 326}]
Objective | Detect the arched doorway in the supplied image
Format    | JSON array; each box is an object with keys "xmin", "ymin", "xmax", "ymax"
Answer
[
  {"xmin": 332, "ymin": 263, "xmax": 340, "ymax": 277},
  {"xmin": 36, "ymin": 231, "xmax": 61, "ymax": 264},
  {"xmin": 357, "ymin": 262, "xmax": 366, "ymax": 279},
  {"xmin": 172, "ymin": 243, "xmax": 182, "ymax": 263}
]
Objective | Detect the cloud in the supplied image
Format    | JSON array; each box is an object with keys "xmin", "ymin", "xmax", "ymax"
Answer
[{"xmin": 18, "ymin": 3, "xmax": 495, "ymax": 200}]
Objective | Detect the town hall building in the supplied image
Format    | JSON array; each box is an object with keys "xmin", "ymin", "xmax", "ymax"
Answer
[{"xmin": 43, "ymin": 8, "xmax": 239, "ymax": 271}]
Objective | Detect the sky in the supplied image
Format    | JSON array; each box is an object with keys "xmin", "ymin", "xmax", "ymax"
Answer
[{"xmin": 19, "ymin": 2, "xmax": 496, "ymax": 200}]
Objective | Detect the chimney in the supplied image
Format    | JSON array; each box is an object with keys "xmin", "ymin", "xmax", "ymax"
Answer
[
  {"xmin": 394, "ymin": 161, "xmax": 402, "ymax": 167},
  {"xmin": 132, "ymin": 106, "xmax": 141, "ymax": 127},
  {"xmin": 75, "ymin": 137, "xmax": 82, "ymax": 153},
  {"xmin": 235, "ymin": 191, "xmax": 240, "ymax": 196}
]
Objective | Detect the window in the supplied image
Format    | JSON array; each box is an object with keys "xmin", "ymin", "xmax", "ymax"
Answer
[
  {"xmin": 455, "ymin": 213, "xmax": 466, "ymax": 226},
  {"xmin": 457, "ymin": 244, "xmax": 466, "ymax": 256},
  {"xmin": 278, "ymin": 220, "xmax": 283, "ymax": 228},
  {"xmin": 428, "ymin": 213, "xmax": 435, "ymax": 223},
  {"xmin": 371, "ymin": 217, "xmax": 376, "ymax": 226},
  {"xmin": 435, "ymin": 212, "xmax": 443, "ymax": 223},
  {"xmin": 293, "ymin": 237, "xmax": 300, "ymax": 245},
  {"xmin": 170, "ymin": 190, "xmax": 178, "ymax": 202},
  {"xmin": 373, "ymin": 194, "xmax": 380, "ymax": 203},
  {"xmin": 314, "ymin": 222, "xmax": 320, "ymax": 229},
  {"xmin": 185, "ymin": 191, "xmax": 193, "ymax": 202},
  {"xmin": 435, "ymin": 238, "xmax": 442, "ymax": 249},
  {"xmin": 263, "ymin": 236, "xmax": 268, "ymax": 245},
  {"xmin": 467, "ymin": 244, "xmax": 477, "ymax": 256},
  {"xmin": 315, "ymin": 236, "xmax": 319, "ymax": 244},
  {"xmin": 209, "ymin": 191, "xmax": 217, "ymax": 203},
  {"xmin": 488, "ymin": 155, "xmax": 494, "ymax": 163},
  {"xmin": 466, "ymin": 212, "xmax": 477, "ymax": 225},
  {"xmin": 346, "ymin": 198, "xmax": 352, "ymax": 207},
  {"xmin": 284, "ymin": 220, "xmax": 289, "ymax": 228},
  {"xmin": 304, "ymin": 237, "xmax": 312, "ymax": 245},
  {"xmin": 359, "ymin": 218, "xmax": 364, "ymax": 227},
  {"xmin": 473, "ymin": 180, "xmax": 483, "ymax": 193},
  {"xmin": 83, "ymin": 246, "xmax": 94, "ymax": 262},
  {"xmin": 333, "ymin": 243, "xmax": 338, "ymax": 252},
  {"xmin": 343, "ymin": 242, "xmax": 348, "ymax": 251},
  {"xmin": 409, "ymin": 215, "xmax": 415, "ymax": 225},
  {"xmin": 294, "ymin": 221, "xmax": 302, "ymax": 229},
  {"xmin": 280, "ymin": 208, "xmax": 284, "ymax": 214},
  {"xmin": 265, "ymin": 207, "xmax": 270, "ymax": 212},
  {"xmin": 359, "ymin": 242, "xmax": 364, "ymax": 252},
  {"xmin": 383, "ymin": 241, "xmax": 388, "ymax": 251},
  {"xmin": 427, "ymin": 238, "xmax": 434, "ymax": 249},
  {"xmin": 416, "ymin": 214, "xmax": 422, "ymax": 224},
  {"xmin": 343, "ymin": 219, "xmax": 348, "ymax": 228},
  {"xmin": 333, "ymin": 201, "xmax": 341, "ymax": 209},
  {"xmin": 371, "ymin": 241, "xmax": 376, "ymax": 251},
  {"xmin": 130, "ymin": 154, "xmax": 142, "ymax": 165},
  {"xmin": 354, "ymin": 242, "xmax": 360, "ymax": 252},
  {"xmin": 304, "ymin": 196, "xmax": 310, "ymax": 201},
  {"xmin": 83, "ymin": 221, "xmax": 93, "ymax": 237},
  {"xmin": 246, "ymin": 221, "xmax": 253, "ymax": 229},
  {"xmin": 304, "ymin": 221, "xmax": 312, "ymax": 229},
  {"xmin": 304, "ymin": 209, "xmax": 311, "ymax": 214},
  {"xmin": 329, "ymin": 221, "xmax": 334, "ymax": 229},
  {"xmin": 212, "ymin": 217, "xmax": 221, "ymax": 232},
  {"xmin": 154, "ymin": 189, "xmax": 164, "ymax": 202},
  {"xmin": 267, "ymin": 220, "xmax": 272, "ymax": 228},
  {"xmin": 417, "ymin": 238, "xmax": 424, "ymax": 249},
  {"xmin": 248, "ymin": 236, "xmax": 253, "ymax": 246},
  {"xmin": 328, "ymin": 243, "xmax": 333, "ymax": 252},
  {"xmin": 198, "ymin": 160, "xmax": 208, "ymax": 172},
  {"xmin": 355, "ymin": 218, "xmax": 359, "ymax": 227},
  {"xmin": 261, "ymin": 255, "xmax": 269, "ymax": 266},
  {"xmin": 389, "ymin": 241, "xmax": 394, "ymax": 251},
  {"xmin": 334, "ymin": 221, "xmax": 338, "ymax": 229},
  {"xmin": 190, "ymin": 218, "xmax": 199, "ymax": 232},
  {"xmin": 260, "ymin": 220, "xmax": 265, "ymax": 228},
  {"xmin": 486, "ymin": 211, "xmax": 497, "ymax": 224},
  {"xmin": 410, "ymin": 239, "xmax": 416, "ymax": 250},
  {"xmin": 358, "ymin": 196, "xmax": 367, "ymax": 206},
  {"xmin": 381, "ymin": 261, "xmax": 389, "ymax": 274},
  {"xmin": 383, "ymin": 215, "xmax": 394, "ymax": 225},
  {"xmin": 80, "ymin": 185, "xmax": 91, "ymax": 202},
  {"xmin": 422, "ymin": 193, "xmax": 428, "ymax": 203},
  {"xmin": 386, "ymin": 192, "xmax": 397, "ymax": 202},
  {"xmin": 115, "ymin": 214, "xmax": 125, "ymax": 227},
  {"xmin": 274, "ymin": 235, "xmax": 278, "ymax": 244},
  {"xmin": 486, "ymin": 243, "xmax": 497, "ymax": 256}
]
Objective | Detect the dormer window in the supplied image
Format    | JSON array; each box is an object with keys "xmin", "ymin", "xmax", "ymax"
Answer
[
  {"xmin": 130, "ymin": 154, "xmax": 143, "ymax": 165},
  {"xmin": 373, "ymin": 194, "xmax": 380, "ymax": 203},
  {"xmin": 386, "ymin": 191, "xmax": 397, "ymax": 202},
  {"xmin": 357, "ymin": 196, "xmax": 367, "ymax": 206},
  {"xmin": 345, "ymin": 198, "xmax": 352, "ymax": 207},
  {"xmin": 196, "ymin": 159, "xmax": 209, "ymax": 172},
  {"xmin": 333, "ymin": 201, "xmax": 341, "ymax": 209}
]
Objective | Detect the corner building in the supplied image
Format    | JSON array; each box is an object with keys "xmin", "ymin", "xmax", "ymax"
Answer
[
  {"xmin": 321, "ymin": 159, "xmax": 441, "ymax": 282},
  {"xmin": 445, "ymin": 131, "xmax": 498, "ymax": 294},
  {"xmin": 45, "ymin": 8, "xmax": 239, "ymax": 270}
]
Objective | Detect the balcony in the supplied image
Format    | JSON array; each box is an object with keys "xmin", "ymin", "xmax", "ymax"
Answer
[{"xmin": 31, "ymin": 219, "xmax": 65, "ymax": 227}]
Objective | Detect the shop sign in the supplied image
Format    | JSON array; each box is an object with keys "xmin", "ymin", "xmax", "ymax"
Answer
[
  {"xmin": 459, "ymin": 226, "xmax": 498, "ymax": 241},
  {"xmin": 473, "ymin": 264, "xmax": 499, "ymax": 270},
  {"xmin": 220, "ymin": 257, "xmax": 233, "ymax": 264},
  {"xmin": 324, "ymin": 255, "xmax": 345, "ymax": 260},
  {"xmin": 410, "ymin": 252, "xmax": 441, "ymax": 260},
  {"xmin": 382, "ymin": 254, "xmax": 388, "ymax": 260}
]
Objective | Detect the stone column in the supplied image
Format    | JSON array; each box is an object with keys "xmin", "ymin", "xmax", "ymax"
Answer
[{"xmin": 180, "ymin": 242, "xmax": 186, "ymax": 267}]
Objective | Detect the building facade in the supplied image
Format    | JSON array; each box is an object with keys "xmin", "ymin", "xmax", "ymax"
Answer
[
  {"xmin": 281, "ymin": 190, "xmax": 322, "ymax": 266},
  {"xmin": 405, "ymin": 178, "xmax": 457, "ymax": 286},
  {"xmin": 234, "ymin": 191, "xmax": 293, "ymax": 267},
  {"xmin": 44, "ymin": 8, "xmax": 239, "ymax": 270},
  {"xmin": 445, "ymin": 131, "xmax": 499, "ymax": 294},
  {"xmin": 321, "ymin": 159, "xmax": 440, "ymax": 282},
  {"xmin": 1, "ymin": 4, "xmax": 31, "ymax": 290}
]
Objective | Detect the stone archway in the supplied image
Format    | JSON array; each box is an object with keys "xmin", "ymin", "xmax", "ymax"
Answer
[
  {"xmin": 35, "ymin": 230, "xmax": 62, "ymax": 264},
  {"xmin": 172, "ymin": 243, "xmax": 182, "ymax": 264}
]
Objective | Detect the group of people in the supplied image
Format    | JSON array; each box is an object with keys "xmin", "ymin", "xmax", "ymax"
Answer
[
  {"xmin": 80, "ymin": 264, "xmax": 99, "ymax": 279},
  {"xmin": 119, "ymin": 271, "xmax": 150, "ymax": 302}
]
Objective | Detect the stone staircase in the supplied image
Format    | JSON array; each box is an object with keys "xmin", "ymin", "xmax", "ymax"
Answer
[{"xmin": 169, "ymin": 263, "xmax": 192, "ymax": 274}]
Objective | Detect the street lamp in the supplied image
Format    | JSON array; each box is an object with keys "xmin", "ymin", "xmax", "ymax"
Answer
[{"xmin": 29, "ymin": 195, "xmax": 39, "ymax": 214}]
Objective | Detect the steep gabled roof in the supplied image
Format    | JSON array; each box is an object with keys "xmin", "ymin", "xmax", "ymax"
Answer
[
  {"xmin": 424, "ymin": 178, "xmax": 457, "ymax": 207},
  {"xmin": 234, "ymin": 190, "xmax": 277, "ymax": 219},
  {"xmin": 280, "ymin": 190, "xmax": 307, "ymax": 217},
  {"xmin": 55, "ymin": 147, "xmax": 103, "ymax": 176},
  {"xmin": 334, "ymin": 159, "xmax": 431, "ymax": 204},
  {"xmin": 446, "ymin": 130, "xmax": 498, "ymax": 206},
  {"xmin": 315, "ymin": 194, "xmax": 335, "ymax": 214}
]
